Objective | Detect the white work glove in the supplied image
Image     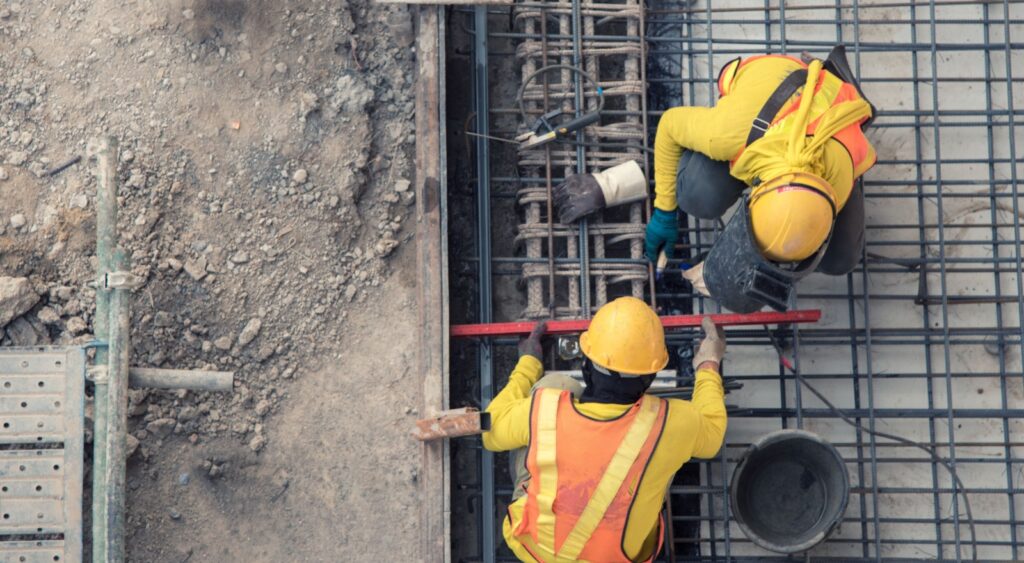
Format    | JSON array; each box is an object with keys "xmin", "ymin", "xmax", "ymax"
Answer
[
  {"xmin": 554, "ymin": 161, "xmax": 648, "ymax": 223},
  {"xmin": 693, "ymin": 316, "xmax": 726, "ymax": 370},
  {"xmin": 682, "ymin": 261, "xmax": 711, "ymax": 297}
]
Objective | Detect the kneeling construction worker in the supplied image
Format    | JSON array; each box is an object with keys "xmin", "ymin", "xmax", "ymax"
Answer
[
  {"xmin": 554, "ymin": 47, "xmax": 876, "ymax": 312},
  {"xmin": 483, "ymin": 297, "xmax": 727, "ymax": 562}
]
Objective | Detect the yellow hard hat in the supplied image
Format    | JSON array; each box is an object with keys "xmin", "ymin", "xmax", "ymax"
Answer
[
  {"xmin": 579, "ymin": 296, "xmax": 669, "ymax": 375},
  {"xmin": 748, "ymin": 172, "xmax": 837, "ymax": 262}
]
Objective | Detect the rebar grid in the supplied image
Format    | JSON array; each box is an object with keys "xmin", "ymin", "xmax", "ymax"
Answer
[
  {"xmin": 514, "ymin": 0, "xmax": 653, "ymax": 319},
  {"xmin": 450, "ymin": 0, "xmax": 1024, "ymax": 561},
  {"xmin": 649, "ymin": 1, "xmax": 1024, "ymax": 560}
]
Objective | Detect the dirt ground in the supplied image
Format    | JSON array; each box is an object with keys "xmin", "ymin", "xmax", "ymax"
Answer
[{"xmin": 0, "ymin": 0, "xmax": 422, "ymax": 560}]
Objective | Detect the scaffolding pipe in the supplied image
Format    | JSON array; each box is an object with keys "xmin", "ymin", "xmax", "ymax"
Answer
[
  {"xmin": 128, "ymin": 368, "xmax": 234, "ymax": 392},
  {"xmin": 101, "ymin": 253, "xmax": 131, "ymax": 561},
  {"xmin": 472, "ymin": 7, "xmax": 497, "ymax": 562},
  {"xmin": 91, "ymin": 135, "xmax": 118, "ymax": 563}
]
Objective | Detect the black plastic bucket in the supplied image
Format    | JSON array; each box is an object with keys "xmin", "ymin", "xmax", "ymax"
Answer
[{"xmin": 730, "ymin": 429, "xmax": 849, "ymax": 554}]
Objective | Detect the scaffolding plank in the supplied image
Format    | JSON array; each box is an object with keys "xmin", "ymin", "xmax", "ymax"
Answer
[
  {"xmin": 0, "ymin": 348, "xmax": 85, "ymax": 563},
  {"xmin": 0, "ymin": 541, "xmax": 67, "ymax": 563}
]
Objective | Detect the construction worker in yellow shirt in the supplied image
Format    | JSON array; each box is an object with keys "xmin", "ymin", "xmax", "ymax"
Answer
[
  {"xmin": 554, "ymin": 46, "xmax": 877, "ymax": 312},
  {"xmin": 483, "ymin": 297, "xmax": 727, "ymax": 562}
]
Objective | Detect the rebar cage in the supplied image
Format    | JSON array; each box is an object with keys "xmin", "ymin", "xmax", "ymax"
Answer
[{"xmin": 446, "ymin": 0, "xmax": 1024, "ymax": 561}]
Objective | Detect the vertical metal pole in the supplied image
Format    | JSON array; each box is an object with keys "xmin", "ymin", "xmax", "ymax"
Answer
[
  {"xmin": 835, "ymin": 7, "xmax": 869, "ymax": 549},
  {"xmin": 91, "ymin": 135, "xmax": 118, "ymax": 562},
  {"xmin": 926, "ymin": 2, "xmax": 963, "ymax": 556},
  {"xmin": 998, "ymin": 1, "xmax": 1024, "ymax": 553},
  {"xmin": 103, "ymin": 251, "xmax": 131, "ymax": 561},
  {"xmin": 472, "ymin": 7, "xmax": 496, "ymax": 562},
  {"xmin": 903, "ymin": 3, "xmax": 945, "ymax": 555},
  {"xmin": 570, "ymin": 0, "xmax": 590, "ymax": 317}
]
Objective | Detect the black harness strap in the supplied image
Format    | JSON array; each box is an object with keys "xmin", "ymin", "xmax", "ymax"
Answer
[{"xmin": 745, "ymin": 68, "xmax": 809, "ymax": 147}]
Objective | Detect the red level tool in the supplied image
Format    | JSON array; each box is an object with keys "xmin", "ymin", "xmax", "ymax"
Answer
[{"xmin": 451, "ymin": 309, "xmax": 821, "ymax": 338}]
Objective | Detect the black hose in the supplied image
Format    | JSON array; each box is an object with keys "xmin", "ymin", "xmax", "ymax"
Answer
[
  {"xmin": 516, "ymin": 64, "xmax": 606, "ymax": 126},
  {"xmin": 763, "ymin": 325, "xmax": 978, "ymax": 561}
]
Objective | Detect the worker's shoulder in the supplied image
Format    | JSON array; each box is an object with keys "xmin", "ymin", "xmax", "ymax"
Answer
[
  {"xmin": 654, "ymin": 396, "xmax": 701, "ymax": 423},
  {"xmin": 649, "ymin": 397, "xmax": 702, "ymax": 446},
  {"xmin": 743, "ymin": 53, "xmax": 804, "ymax": 70}
]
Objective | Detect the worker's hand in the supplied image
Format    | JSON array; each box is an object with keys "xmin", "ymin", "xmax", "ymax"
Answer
[
  {"xmin": 518, "ymin": 320, "xmax": 548, "ymax": 360},
  {"xmin": 553, "ymin": 174, "xmax": 605, "ymax": 224},
  {"xmin": 644, "ymin": 208, "xmax": 679, "ymax": 262},
  {"xmin": 554, "ymin": 162, "xmax": 649, "ymax": 224},
  {"xmin": 693, "ymin": 316, "xmax": 726, "ymax": 370},
  {"xmin": 682, "ymin": 261, "xmax": 711, "ymax": 297}
]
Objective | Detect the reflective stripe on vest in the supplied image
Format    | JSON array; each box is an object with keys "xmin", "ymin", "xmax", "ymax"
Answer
[
  {"xmin": 516, "ymin": 388, "xmax": 667, "ymax": 562},
  {"xmin": 721, "ymin": 56, "xmax": 874, "ymax": 181}
]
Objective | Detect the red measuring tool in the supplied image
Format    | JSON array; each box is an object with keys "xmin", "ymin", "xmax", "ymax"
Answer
[{"xmin": 451, "ymin": 309, "xmax": 821, "ymax": 338}]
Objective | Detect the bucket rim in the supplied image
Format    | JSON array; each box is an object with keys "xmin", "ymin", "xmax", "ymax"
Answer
[{"xmin": 729, "ymin": 429, "xmax": 850, "ymax": 554}]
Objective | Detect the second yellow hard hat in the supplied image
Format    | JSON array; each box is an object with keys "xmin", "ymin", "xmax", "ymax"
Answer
[{"xmin": 749, "ymin": 172, "xmax": 837, "ymax": 262}]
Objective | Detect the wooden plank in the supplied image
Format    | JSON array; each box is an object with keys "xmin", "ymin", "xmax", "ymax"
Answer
[
  {"xmin": 413, "ymin": 408, "xmax": 490, "ymax": 441},
  {"xmin": 414, "ymin": 6, "xmax": 450, "ymax": 563}
]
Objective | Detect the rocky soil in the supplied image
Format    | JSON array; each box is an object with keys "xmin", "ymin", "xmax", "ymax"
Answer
[{"xmin": 1, "ymin": 1, "xmax": 423, "ymax": 560}]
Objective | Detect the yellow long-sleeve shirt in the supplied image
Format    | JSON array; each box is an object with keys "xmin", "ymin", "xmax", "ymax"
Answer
[
  {"xmin": 653, "ymin": 56, "xmax": 856, "ymax": 213},
  {"xmin": 483, "ymin": 356, "xmax": 727, "ymax": 562}
]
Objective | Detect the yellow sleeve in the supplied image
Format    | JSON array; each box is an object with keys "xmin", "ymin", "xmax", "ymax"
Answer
[
  {"xmin": 688, "ymin": 366, "xmax": 728, "ymax": 459},
  {"xmin": 653, "ymin": 106, "xmax": 718, "ymax": 212},
  {"xmin": 481, "ymin": 355, "xmax": 544, "ymax": 452},
  {"xmin": 653, "ymin": 99, "xmax": 756, "ymax": 212}
]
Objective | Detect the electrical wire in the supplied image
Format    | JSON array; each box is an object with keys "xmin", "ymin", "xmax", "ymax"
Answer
[
  {"xmin": 516, "ymin": 64, "xmax": 606, "ymax": 126},
  {"xmin": 763, "ymin": 326, "xmax": 978, "ymax": 561}
]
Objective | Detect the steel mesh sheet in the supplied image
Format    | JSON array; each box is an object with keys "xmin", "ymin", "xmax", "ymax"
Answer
[{"xmin": 450, "ymin": 0, "xmax": 1024, "ymax": 561}]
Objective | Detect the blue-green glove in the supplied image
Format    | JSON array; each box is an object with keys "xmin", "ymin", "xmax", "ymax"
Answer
[{"xmin": 645, "ymin": 208, "xmax": 679, "ymax": 262}]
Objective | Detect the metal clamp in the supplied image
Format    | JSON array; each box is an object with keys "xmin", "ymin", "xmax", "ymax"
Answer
[
  {"xmin": 86, "ymin": 364, "xmax": 109, "ymax": 384},
  {"xmin": 557, "ymin": 337, "xmax": 581, "ymax": 360},
  {"xmin": 104, "ymin": 271, "xmax": 143, "ymax": 290}
]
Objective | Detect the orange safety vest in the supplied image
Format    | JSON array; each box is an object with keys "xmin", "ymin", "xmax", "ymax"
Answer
[
  {"xmin": 718, "ymin": 55, "xmax": 876, "ymax": 182},
  {"xmin": 510, "ymin": 388, "xmax": 668, "ymax": 563}
]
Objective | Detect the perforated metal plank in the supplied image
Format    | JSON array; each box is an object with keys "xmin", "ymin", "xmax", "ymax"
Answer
[
  {"xmin": 0, "ymin": 347, "xmax": 85, "ymax": 563},
  {"xmin": 0, "ymin": 540, "xmax": 67, "ymax": 563}
]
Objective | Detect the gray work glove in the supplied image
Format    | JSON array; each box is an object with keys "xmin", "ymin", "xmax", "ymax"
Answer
[
  {"xmin": 553, "ymin": 161, "xmax": 648, "ymax": 224},
  {"xmin": 693, "ymin": 316, "xmax": 726, "ymax": 370},
  {"xmin": 518, "ymin": 321, "xmax": 548, "ymax": 360},
  {"xmin": 553, "ymin": 174, "xmax": 605, "ymax": 223}
]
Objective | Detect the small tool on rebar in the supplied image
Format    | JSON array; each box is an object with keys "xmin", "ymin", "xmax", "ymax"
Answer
[
  {"xmin": 515, "ymin": 64, "xmax": 605, "ymax": 151},
  {"xmin": 516, "ymin": 108, "xmax": 602, "ymax": 151}
]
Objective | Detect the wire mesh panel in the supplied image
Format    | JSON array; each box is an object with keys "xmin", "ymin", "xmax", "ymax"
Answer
[
  {"xmin": 513, "ymin": 0, "xmax": 653, "ymax": 319},
  {"xmin": 450, "ymin": 0, "xmax": 1024, "ymax": 561},
  {"xmin": 647, "ymin": 0, "xmax": 1024, "ymax": 560}
]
